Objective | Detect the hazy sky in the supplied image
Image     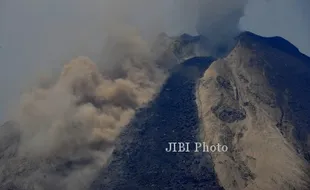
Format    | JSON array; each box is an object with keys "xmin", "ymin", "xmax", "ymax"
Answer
[
  {"xmin": 0, "ymin": 0, "xmax": 309, "ymax": 121},
  {"xmin": 240, "ymin": 0, "xmax": 310, "ymax": 56}
]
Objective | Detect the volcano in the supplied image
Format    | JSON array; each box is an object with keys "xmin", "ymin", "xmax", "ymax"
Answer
[
  {"xmin": 1, "ymin": 32, "xmax": 310, "ymax": 190},
  {"xmin": 91, "ymin": 32, "xmax": 310, "ymax": 190}
]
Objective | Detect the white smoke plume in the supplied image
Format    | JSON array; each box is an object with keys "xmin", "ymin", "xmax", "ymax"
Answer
[{"xmin": 195, "ymin": 0, "xmax": 248, "ymax": 48}]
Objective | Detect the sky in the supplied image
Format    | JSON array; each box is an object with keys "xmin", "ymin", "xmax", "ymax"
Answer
[
  {"xmin": 240, "ymin": 0, "xmax": 310, "ymax": 56},
  {"xmin": 0, "ymin": 0, "xmax": 309, "ymax": 121}
]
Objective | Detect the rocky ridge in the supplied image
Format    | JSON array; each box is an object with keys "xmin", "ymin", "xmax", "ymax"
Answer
[{"xmin": 196, "ymin": 32, "xmax": 310, "ymax": 190}]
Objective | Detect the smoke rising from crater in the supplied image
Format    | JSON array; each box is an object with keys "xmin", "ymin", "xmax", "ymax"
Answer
[{"xmin": 195, "ymin": 0, "xmax": 248, "ymax": 48}]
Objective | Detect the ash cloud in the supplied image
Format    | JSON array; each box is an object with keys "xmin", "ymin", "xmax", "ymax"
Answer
[
  {"xmin": 1, "ymin": 29, "xmax": 170, "ymax": 189},
  {"xmin": 0, "ymin": 1, "xmax": 183, "ymax": 189}
]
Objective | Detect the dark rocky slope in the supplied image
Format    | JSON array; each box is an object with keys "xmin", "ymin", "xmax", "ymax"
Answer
[{"xmin": 90, "ymin": 57, "xmax": 224, "ymax": 190}]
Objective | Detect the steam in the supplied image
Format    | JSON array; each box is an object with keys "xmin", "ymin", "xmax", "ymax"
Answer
[{"xmin": 196, "ymin": 0, "xmax": 247, "ymax": 48}]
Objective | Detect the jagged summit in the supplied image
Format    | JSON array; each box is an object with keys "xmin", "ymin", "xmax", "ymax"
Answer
[{"xmin": 236, "ymin": 31, "xmax": 310, "ymax": 61}]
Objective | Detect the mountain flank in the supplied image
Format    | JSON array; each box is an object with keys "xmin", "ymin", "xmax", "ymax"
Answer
[{"xmin": 196, "ymin": 32, "xmax": 310, "ymax": 190}]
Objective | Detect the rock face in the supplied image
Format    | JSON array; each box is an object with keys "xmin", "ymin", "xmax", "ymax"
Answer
[{"xmin": 196, "ymin": 32, "xmax": 310, "ymax": 190}]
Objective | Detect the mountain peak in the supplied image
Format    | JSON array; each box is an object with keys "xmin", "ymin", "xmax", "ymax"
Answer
[{"xmin": 236, "ymin": 31, "xmax": 310, "ymax": 61}]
